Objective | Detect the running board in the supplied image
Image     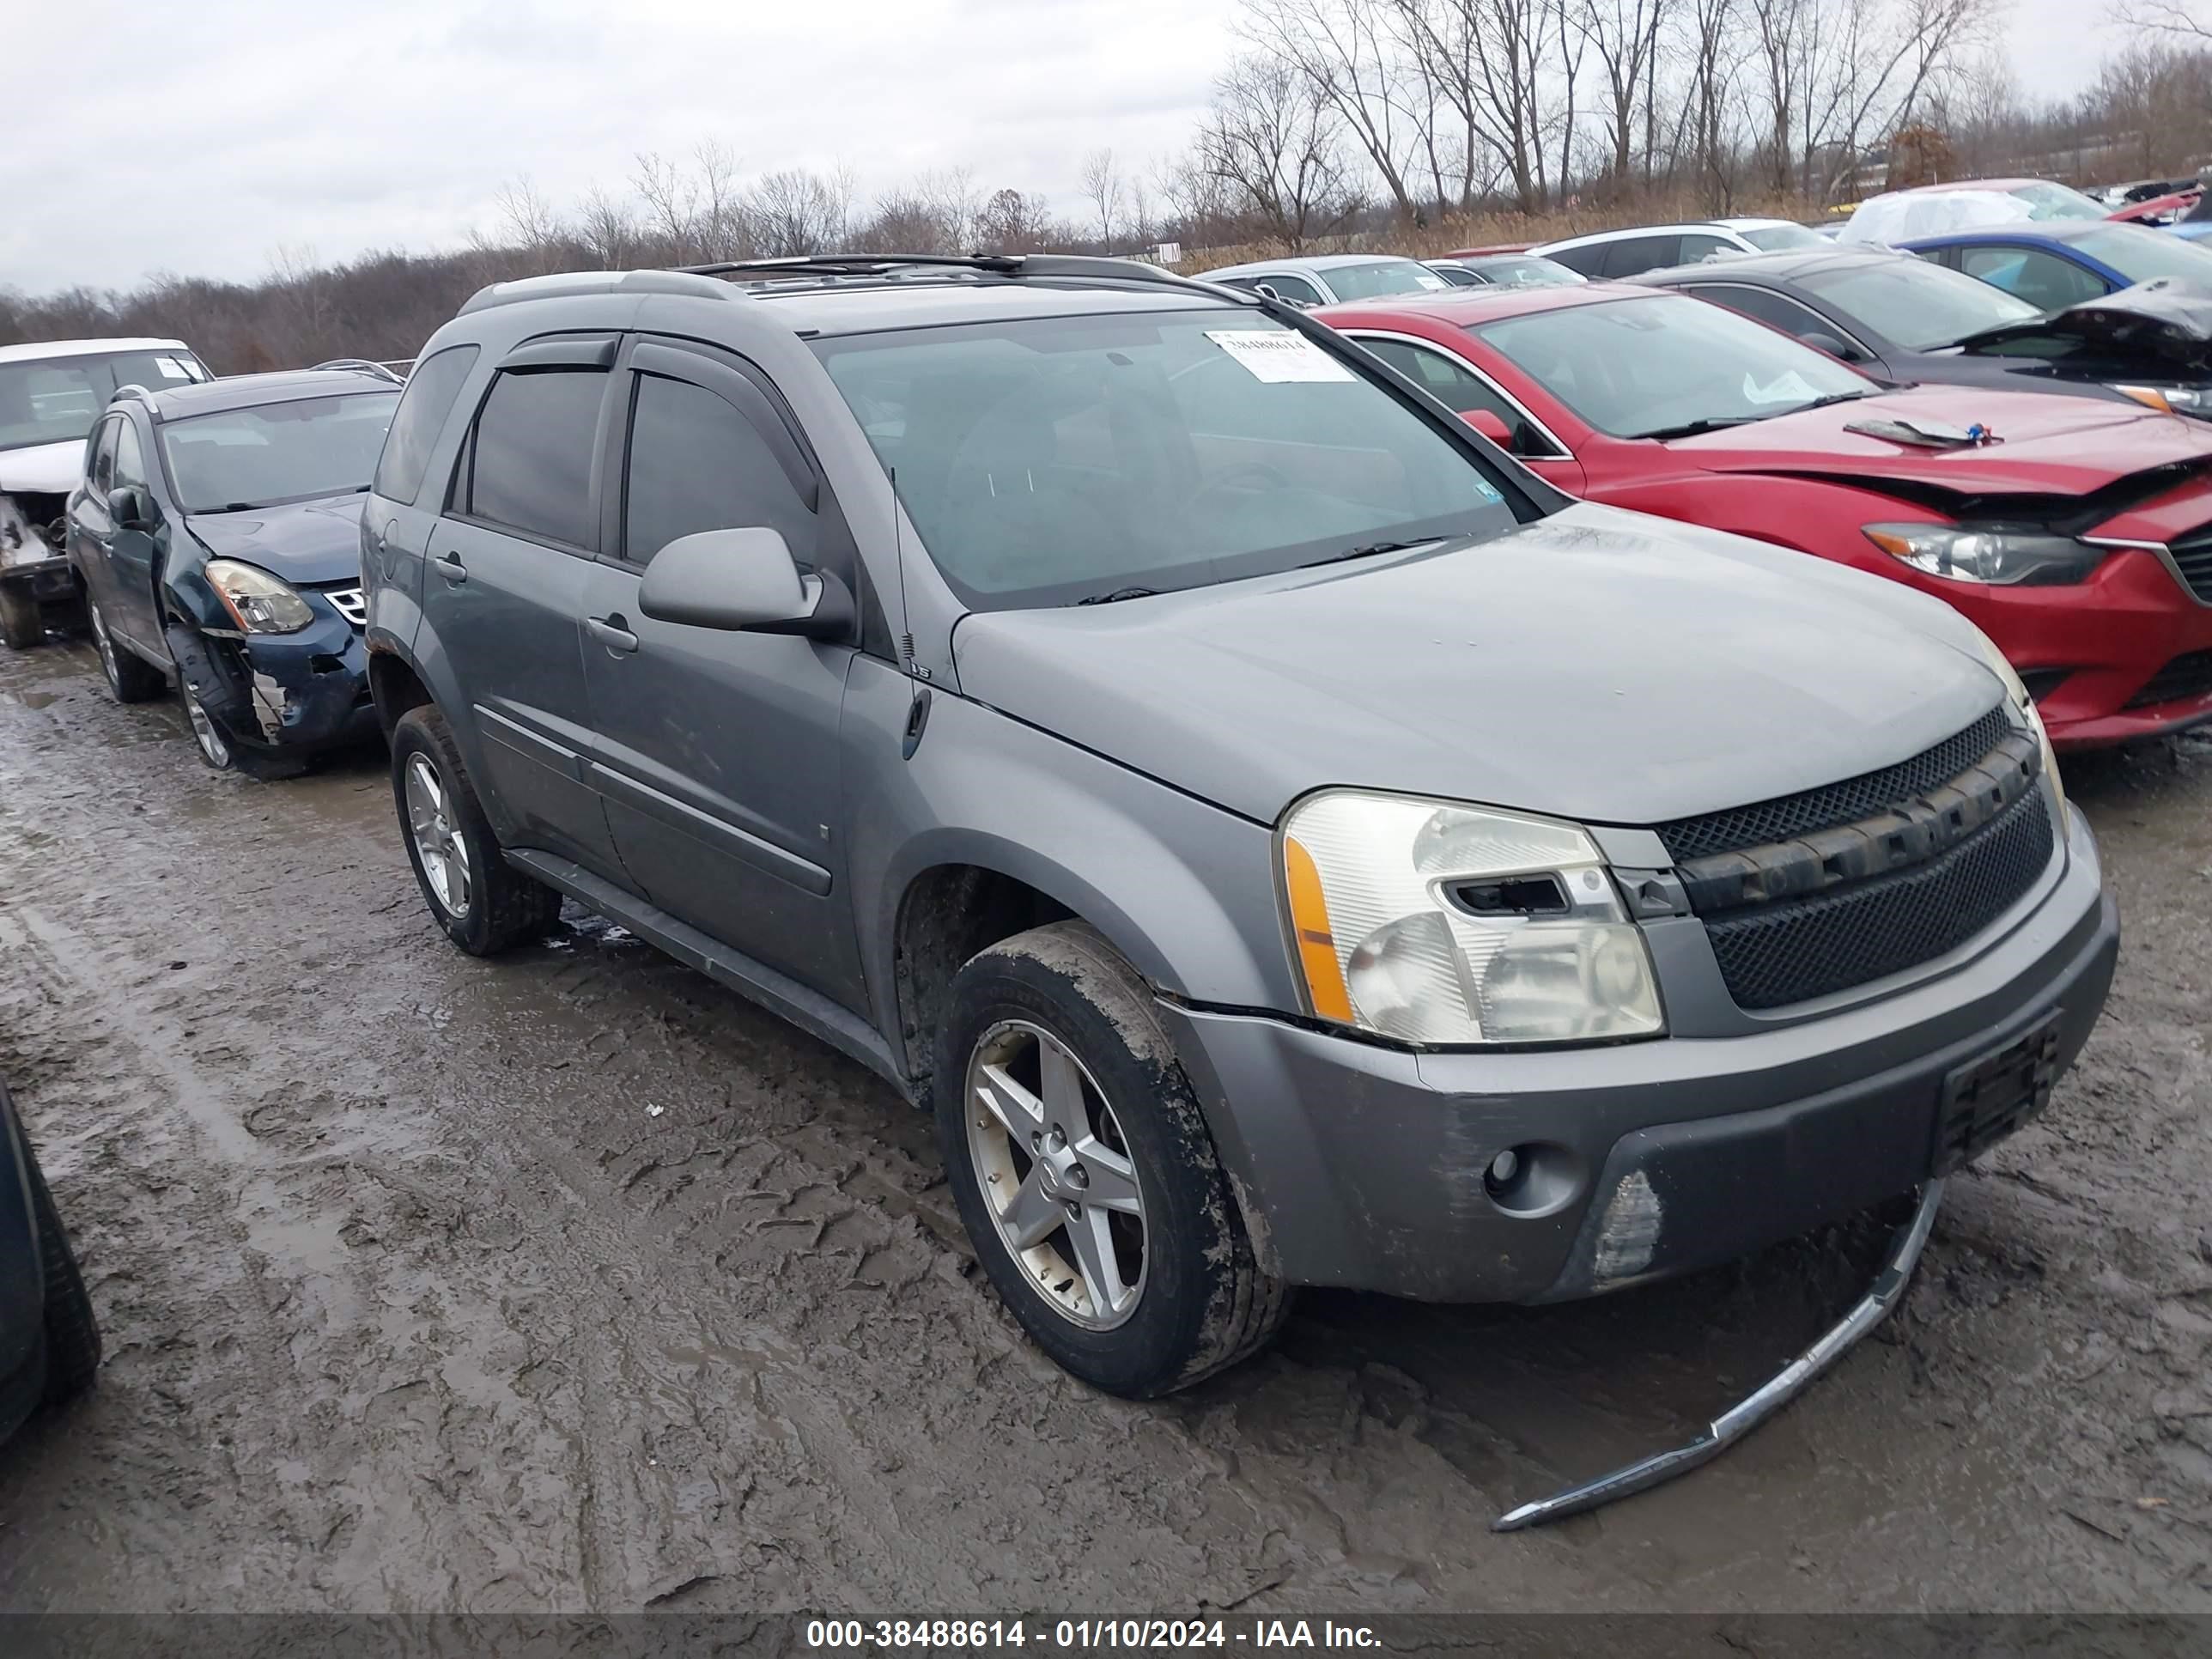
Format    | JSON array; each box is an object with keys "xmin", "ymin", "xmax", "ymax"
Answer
[
  {"xmin": 1492, "ymin": 1176, "xmax": 1948, "ymax": 1531},
  {"xmin": 503, "ymin": 848, "xmax": 912, "ymax": 1101}
]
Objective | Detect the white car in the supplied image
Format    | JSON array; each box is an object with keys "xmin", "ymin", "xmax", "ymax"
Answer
[
  {"xmin": 0, "ymin": 337, "xmax": 212, "ymax": 647},
  {"xmin": 1533, "ymin": 219, "xmax": 1827, "ymax": 281},
  {"xmin": 1200, "ymin": 253, "xmax": 1451, "ymax": 307}
]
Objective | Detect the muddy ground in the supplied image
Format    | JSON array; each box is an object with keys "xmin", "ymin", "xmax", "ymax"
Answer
[{"xmin": 0, "ymin": 633, "xmax": 2206, "ymax": 1617}]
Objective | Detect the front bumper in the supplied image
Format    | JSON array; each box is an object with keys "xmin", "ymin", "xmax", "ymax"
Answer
[
  {"xmin": 177, "ymin": 600, "xmax": 376, "ymax": 754},
  {"xmin": 1164, "ymin": 804, "xmax": 2118, "ymax": 1304}
]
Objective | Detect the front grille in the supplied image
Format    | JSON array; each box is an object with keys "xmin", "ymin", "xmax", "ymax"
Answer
[
  {"xmin": 2124, "ymin": 649, "xmax": 2212, "ymax": 710},
  {"xmin": 1655, "ymin": 704, "xmax": 2010, "ymax": 863},
  {"xmin": 322, "ymin": 586, "xmax": 367, "ymax": 629},
  {"xmin": 2169, "ymin": 527, "xmax": 2212, "ymax": 603},
  {"xmin": 1702, "ymin": 787, "xmax": 2055, "ymax": 1009}
]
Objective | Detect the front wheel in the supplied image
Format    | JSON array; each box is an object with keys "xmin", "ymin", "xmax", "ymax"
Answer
[
  {"xmin": 934, "ymin": 922, "xmax": 1290, "ymax": 1397},
  {"xmin": 179, "ymin": 678, "xmax": 306, "ymax": 781},
  {"xmin": 390, "ymin": 704, "xmax": 561, "ymax": 955}
]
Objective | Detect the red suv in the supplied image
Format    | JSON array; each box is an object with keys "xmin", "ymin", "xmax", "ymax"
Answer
[{"xmin": 1319, "ymin": 283, "xmax": 2212, "ymax": 747}]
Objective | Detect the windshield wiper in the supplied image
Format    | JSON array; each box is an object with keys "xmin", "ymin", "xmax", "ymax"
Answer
[
  {"xmin": 1298, "ymin": 537, "xmax": 1442, "ymax": 569},
  {"xmin": 1637, "ymin": 416, "xmax": 1760, "ymax": 441},
  {"xmin": 1790, "ymin": 390, "xmax": 1878, "ymax": 412},
  {"xmin": 1073, "ymin": 586, "xmax": 1160, "ymax": 606}
]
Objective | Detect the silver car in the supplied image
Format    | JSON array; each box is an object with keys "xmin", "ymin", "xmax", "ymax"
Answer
[
  {"xmin": 360, "ymin": 255, "xmax": 2115, "ymax": 1518},
  {"xmin": 1201, "ymin": 252, "xmax": 1452, "ymax": 307}
]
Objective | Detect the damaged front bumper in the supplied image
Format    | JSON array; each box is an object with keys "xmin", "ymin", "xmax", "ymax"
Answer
[
  {"xmin": 169, "ymin": 593, "xmax": 376, "ymax": 755},
  {"xmin": 1158, "ymin": 804, "xmax": 2115, "ymax": 1308}
]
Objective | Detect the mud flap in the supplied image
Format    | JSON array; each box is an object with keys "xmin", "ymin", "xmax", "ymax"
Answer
[{"xmin": 1492, "ymin": 1177, "xmax": 1947, "ymax": 1531}]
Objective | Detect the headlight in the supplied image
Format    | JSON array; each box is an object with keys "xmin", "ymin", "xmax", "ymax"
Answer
[
  {"xmin": 1279, "ymin": 791, "xmax": 1665, "ymax": 1046},
  {"xmin": 1971, "ymin": 629, "xmax": 2065, "ymax": 817},
  {"xmin": 204, "ymin": 559, "xmax": 314, "ymax": 634},
  {"xmin": 1863, "ymin": 523, "xmax": 2108, "ymax": 586},
  {"xmin": 2115, "ymin": 384, "xmax": 2212, "ymax": 419}
]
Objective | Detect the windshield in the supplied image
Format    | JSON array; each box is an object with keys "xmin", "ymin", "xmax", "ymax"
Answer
[
  {"xmin": 1475, "ymin": 293, "xmax": 1872, "ymax": 438},
  {"xmin": 161, "ymin": 392, "xmax": 399, "ymax": 513},
  {"xmin": 1799, "ymin": 257, "xmax": 2037, "ymax": 349},
  {"xmin": 0, "ymin": 349, "xmax": 210, "ymax": 453},
  {"xmin": 1739, "ymin": 223, "xmax": 1827, "ymax": 251},
  {"xmin": 2063, "ymin": 223, "xmax": 2212, "ymax": 285},
  {"xmin": 811, "ymin": 308, "xmax": 1519, "ymax": 609},
  {"xmin": 2008, "ymin": 181, "xmax": 2109, "ymax": 222},
  {"xmin": 1325, "ymin": 259, "xmax": 1450, "ymax": 300},
  {"xmin": 1471, "ymin": 256, "xmax": 1584, "ymax": 288}
]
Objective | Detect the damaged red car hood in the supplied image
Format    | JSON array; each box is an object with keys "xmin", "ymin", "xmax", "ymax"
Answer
[{"xmin": 1665, "ymin": 384, "xmax": 2212, "ymax": 498}]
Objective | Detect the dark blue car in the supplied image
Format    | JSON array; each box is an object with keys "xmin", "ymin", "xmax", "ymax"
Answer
[
  {"xmin": 1, "ymin": 1079, "xmax": 99, "ymax": 1443},
  {"xmin": 64, "ymin": 367, "xmax": 399, "ymax": 780},
  {"xmin": 1904, "ymin": 219, "xmax": 2212, "ymax": 312}
]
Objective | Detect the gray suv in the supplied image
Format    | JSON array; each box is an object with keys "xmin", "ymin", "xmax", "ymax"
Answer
[{"xmin": 361, "ymin": 255, "xmax": 2118, "ymax": 1413}]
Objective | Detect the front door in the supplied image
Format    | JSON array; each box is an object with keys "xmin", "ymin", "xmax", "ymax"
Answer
[
  {"xmin": 578, "ymin": 340, "xmax": 866, "ymax": 1010},
  {"xmin": 426, "ymin": 349, "xmax": 623, "ymax": 878}
]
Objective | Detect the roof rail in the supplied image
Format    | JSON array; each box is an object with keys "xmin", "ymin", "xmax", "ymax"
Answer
[
  {"xmin": 674, "ymin": 252, "xmax": 1231, "ymax": 298},
  {"xmin": 309, "ymin": 358, "xmax": 405, "ymax": 383},
  {"xmin": 457, "ymin": 269, "xmax": 737, "ymax": 316}
]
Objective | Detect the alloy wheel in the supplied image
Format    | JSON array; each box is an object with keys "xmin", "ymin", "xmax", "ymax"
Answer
[
  {"xmin": 88, "ymin": 603, "xmax": 121, "ymax": 692},
  {"xmin": 963, "ymin": 1018, "xmax": 1148, "ymax": 1329},
  {"xmin": 183, "ymin": 687, "xmax": 231, "ymax": 769},
  {"xmin": 404, "ymin": 752, "xmax": 473, "ymax": 918}
]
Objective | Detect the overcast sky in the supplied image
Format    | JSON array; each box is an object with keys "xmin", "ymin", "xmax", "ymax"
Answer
[{"xmin": 1, "ymin": 0, "xmax": 2126, "ymax": 296}]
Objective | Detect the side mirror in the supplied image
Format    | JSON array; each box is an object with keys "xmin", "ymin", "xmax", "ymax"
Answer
[
  {"xmin": 636, "ymin": 526, "xmax": 852, "ymax": 640},
  {"xmin": 1462, "ymin": 409, "xmax": 1515, "ymax": 447},
  {"xmin": 109, "ymin": 484, "xmax": 155, "ymax": 531},
  {"xmin": 1801, "ymin": 331, "xmax": 1866, "ymax": 364}
]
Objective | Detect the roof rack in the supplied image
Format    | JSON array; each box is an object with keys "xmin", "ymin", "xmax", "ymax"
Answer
[
  {"xmin": 309, "ymin": 358, "xmax": 405, "ymax": 383},
  {"xmin": 675, "ymin": 252, "xmax": 1232, "ymax": 299}
]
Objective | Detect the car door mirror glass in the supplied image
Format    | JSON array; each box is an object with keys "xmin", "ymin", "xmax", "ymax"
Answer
[
  {"xmin": 109, "ymin": 485, "xmax": 153, "ymax": 530},
  {"xmin": 636, "ymin": 526, "xmax": 849, "ymax": 639},
  {"xmin": 1800, "ymin": 331, "xmax": 1861, "ymax": 362}
]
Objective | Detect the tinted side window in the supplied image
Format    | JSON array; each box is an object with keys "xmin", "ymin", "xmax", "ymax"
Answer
[
  {"xmin": 1259, "ymin": 274, "xmax": 1326, "ymax": 306},
  {"xmin": 1675, "ymin": 233, "xmax": 1733, "ymax": 264},
  {"xmin": 112, "ymin": 421, "xmax": 149, "ymax": 491},
  {"xmin": 1959, "ymin": 246, "xmax": 2107, "ymax": 311},
  {"xmin": 465, "ymin": 368, "xmax": 606, "ymax": 550},
  {"xmin": 1545, "ymin": 241, "xmax": 1609, "ymax": 276},
  {"xmin": 88, "ymin": 417, "xmax": 120, "ymax": 493},
  {"xmin": 1689, "ymin": 283, "xmax": 1828, "ymax": 340},
  {"xmin": 375, "ymin": 344, "xmax": 480, "ymax": 504},
  {"xmin": 623, "ymin": 374, "xmax": 817, "ymax": 567},
  {"xmin": 1359, "ymin": 337, "xmax": 1515, "ymax": 420},
  {"xmin": 1599, "ymin": 236, "xmax": 1680, "ymax": 278}
]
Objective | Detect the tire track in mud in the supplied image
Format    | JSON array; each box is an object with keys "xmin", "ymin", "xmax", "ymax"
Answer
[{"xmin": 2, "ymin": 638, "xmax": 2209, "ymax": 1613}]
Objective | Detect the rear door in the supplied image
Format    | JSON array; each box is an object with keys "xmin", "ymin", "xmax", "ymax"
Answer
[
  {"xmin": 425, "ymin": 336, "xmax": 624, "ymax": 878},
  {"xmin": 364, "ymin": 343, "xmax": 482, "ymax": 652},
  {"xmin": 575, "ymin": 337, "xmax": 867, "ymax": 1006}
]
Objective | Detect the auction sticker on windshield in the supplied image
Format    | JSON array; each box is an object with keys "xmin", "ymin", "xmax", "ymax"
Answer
[{"xmin": 1206, "ymin": 331, "xmax": 1357, "ymax": 383}]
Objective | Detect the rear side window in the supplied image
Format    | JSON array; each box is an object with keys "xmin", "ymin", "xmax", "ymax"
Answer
[
  {"xmin": 1254, "ymin": 273, "xmax": 1325, "ymax": 306},
  {"xmin": 1544, "ymin": 241, "xmax": 1609, "ymax": 276},
  {"xmin": 623, "ymin": 374, "xmax": 816, "ymax": 566},
  {"xmin": 464, "ymin": 368, "xmax": 606, "ymax": 550},
  {"xmin": 1598, "ymin": 236, "xmax": 1681, "ymax": 277},
  {"xmin": 1687, "ymin": 283, "xmax": 1829, "ymax": 341},
  {"xmin": 374, "ymin": 344, "xmax": 478, "ymax": 505}
]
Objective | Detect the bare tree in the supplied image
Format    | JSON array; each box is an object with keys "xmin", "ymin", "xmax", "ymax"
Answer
[
  {"xmin": 1575, "ymin": 0, "xmax": 1669, "ymax": 187},
  {"xmin": 1198, "ymin": 54, "xmax": 1361, "ymax": 249},
  {"xmin": 976, "ymin": 187, "xmax": 1055, "ymax": 251},
  {"xmin": 1079, "ymin": 149, "xmax": 1126, "ymax": 249},
  {"xmin": 744, "ymin": 169, "xmax": 852, "ymax": 256},
  {"xmin": 1241, "ymin": 0, "xmax": 1425, "ymax": 216}
]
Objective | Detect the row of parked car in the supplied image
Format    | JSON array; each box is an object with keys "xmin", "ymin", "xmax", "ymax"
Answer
[{"xmin": 0, "ymin": 229, "xmax": 2167, "ymax": 1517}]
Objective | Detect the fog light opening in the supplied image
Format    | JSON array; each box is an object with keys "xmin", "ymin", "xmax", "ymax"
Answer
[{"xmin": 1483, "ymin": 1141, "xmax": 1585, "ymax": 1218}]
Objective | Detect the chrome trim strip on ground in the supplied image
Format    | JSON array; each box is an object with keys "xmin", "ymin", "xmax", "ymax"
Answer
[{"xmin": 1492, "ymin": 1176, "xmax": 1947, "ymax": 1531}]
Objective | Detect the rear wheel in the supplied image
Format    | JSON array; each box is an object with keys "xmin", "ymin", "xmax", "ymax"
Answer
[
  {"xmin": 934, "ymin": 922, "xmax": 1290, "ymax": 1397},
  {"xmin": 0, "ymin": 582, "xmax": 42, "ymax": 649},
  {"xmin": 88, "ymin": 599, "xmax": 165, "ymax": 703},
  {"xmin": 391, "ymin": 704, "xmax": 561, "ymax": 955}
]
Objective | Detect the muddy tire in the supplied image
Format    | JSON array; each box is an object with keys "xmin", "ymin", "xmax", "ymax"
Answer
[
  {"xmin": 0, "ymin": 582, "xmax": 42, "ymax": 649},
  {"xmin": 88, "ymin": 599, "xmax": 165, "ymax": 703},
  {"xmin": 179, "ymin": 678, "xmax": 307, "ymax": 781},
  {"xmin": 935, "ymin": 921, "xmax": 1290, "ymax": 1397},
  {"xmin": 391, "ymin": 704, "xmax": 561, "ymax": 956},
  {"xmin": 5, "ymin": 1087, "xmax": 101, "ymax": 1405}
]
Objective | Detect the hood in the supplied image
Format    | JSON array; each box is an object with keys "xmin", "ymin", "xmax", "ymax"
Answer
[
  {"xmin": 951, "ymin": 501, "xmax": 2002, "ymax": 827},
  {"xmin": 1950, "ymin": 277, "xmax": 2212, "ymax": 375},
  {"xmin": 185, "ymin": 495, "xmax": 368, "ymax": 586},
  {"xmin": 0, "ymin": 439, "xmax": 87, "ymax": 496},
  {"xmin": 1665, "ymin": 382, "xmax": 2212, "ymax": 501}
]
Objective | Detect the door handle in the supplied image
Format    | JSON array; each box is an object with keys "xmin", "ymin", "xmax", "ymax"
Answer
[
  {"xmin": 434, "ymin": 552, "xmax": 468, "ymax": 583},
  {"xmin": 586, "ymin": 614, "xmax": 639, "ymax": 653}
]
